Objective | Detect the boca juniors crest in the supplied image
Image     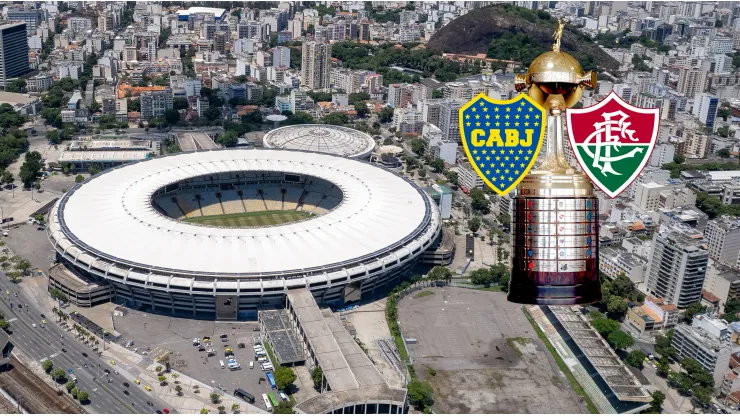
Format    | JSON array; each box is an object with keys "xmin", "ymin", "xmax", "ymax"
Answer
[
  {"xmin": 566, "ymin": 90, "xmax": 660, "ymax": 199},
  {"xmin": 459, "ymin": 93, "xmax": 546, "ymax": 196}
]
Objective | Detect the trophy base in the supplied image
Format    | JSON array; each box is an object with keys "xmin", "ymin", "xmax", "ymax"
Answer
[{"xmin": 507, "ymin": 262, "xmax": 602, "ymax": 305}]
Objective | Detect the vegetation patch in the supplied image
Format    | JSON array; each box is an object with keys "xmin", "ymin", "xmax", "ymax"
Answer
[
  {"xmin": 413, "ymin": 290, "xmax": 434, "ymax": 299},
  {"xmin": 506, "ymin": 337, "xmax": 533, "ymax": 358}
]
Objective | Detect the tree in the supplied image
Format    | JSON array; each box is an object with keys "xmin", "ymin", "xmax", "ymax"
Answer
[
  {"xmin": 649, "ymin": 390, "xmax": 665, "ymax": 413},
  {"xmin": 468, "ymin": 217, "xmax": 482, "ymax": 233},
  {"xmin": 624, "ymin": 350, "xmax": 645, "ymax": 368},
  {"xmin": 173, "ymin": 97, "xmax": 189, "ymax": 110},
  {"xmin": 379, "ymin": 106, "xmax": 394, "ymax": 123},
  {"xmin": 164, "ymin": 109, "xmax": 180, "ymax": 125},
  {"xmin": 499, "ymin": 273, "xmax": 510, "ymax": 292},
  {"xmin": 673, "ymin": 154, "xmax": 686, "ymax": 164},
  {"xmin": 158, "ymin": 375, "xmax": 167, "ymax": 385},
  {"xmin": 218, "ymin": 405, "xmax": 226, "ymax": 413},
  {"xmin": 692, "ymin": 385, "xmax": 712, "ymax": 408},
  {"xmin": 274, "ymin": 402, "xmax": 294, "ymax": 414},
  {"xmin": 174, "ymin": 385, "xmax": 183, "ymax": 395},
  {"xmin": 311, "ymin": 366, "xmax": 323, "ymax": 390},
  {"xmin": 19, "ymin": 151, "xmax": 44, "ymax": 187},
  {"xmin": 607, "ymin": 330, "xmax": 634, "ymax": 351},
  {"xmin": 210, "ymin": 392, "xmax": 221, "ymax": 403},
  {"xmin": 683, "ymin": 302, "xmax": 707, "ymax": 323},
  {"xmin": 0, "ymin": 319, "xmax": 9, "ymax": 331},
  {"xmin": 274, "ymin": 366, "xmax": 297, "ymax": 391},
  {"xmin": 6, "ymin": 79, "xmax": 26, "ymax": 93},
  {"xmin": 410, "ymin": 138, "xmax": 424, "ymax": 155},
  {"xmin": 231, "ymin": 403, "xmax": 240, "ymax": 413},
  {"xmin": 470, "ymin": 268, "xmax": 493, "ymax": 287},
  {"xmin": 16, "ymin": 258, "xmax": 32, "ymax": 275},
  {"xmin": 65, "ymin": 381, "xmax": 76, "ymax": 392},
  {"xmin": 201, "ymin": 409, "xmax": 209, "ymax": 414},
  {"xmin": 322, "ymin": 113, "xmax": 349, "ymax": 126},
  {"xmin": 427, "ymin": 266, "xmax": 452, "ymax": 284},
  {"xmin": 680, "ymin": 357, "xmax": 703, "ymax": 375},
  {"xmin": 656, "ymin": 356, "xmax": 670, "ymax": 377},
  {"xmin": 469, "ymin": 188, "xmax": 490, "ymax": 214},
  {"xmin": 52, "ymin": 368, "xmax": 66, "ymax": 381},
  {"xmin": 718, "ymin": 148, "xmax": 731, "ymax": 158},
  {"xmin": 407, "ymin": 379, "xmax": 434, "ymax": 410},
  {"xmin": 354, "ymin": 101, "xmax": 369, "ymax": 118},
  {"xmin": 591, "ymin": 317, "xmax": 620, "ymax": 337},
  {"xmin": 42, "ymin": 359, "xmax": 53, "ymax": 373},
  {"xmin": 429, "ymin": 158, "xmax": 445, "ymax": 172},
  {"xmin": 71, "ymin": 387, "xmax": 79, "ymax": 399},
  {"xmin": 606, "ymin": 295, "xmax": 628, "ymax": 319},
  {"xmin": 75, "ymin": 175, "xmax": 84, "ymax": 183}
]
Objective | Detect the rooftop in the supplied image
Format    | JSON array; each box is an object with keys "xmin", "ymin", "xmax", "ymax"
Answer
[
  {"xmin": 262, "ymin": 125, "xmax": 375, "ymax": 159},
  {"xmin": 0, "ymin": 91, "xmax": 38, "ymax": 106},
  {"xmin": 548, "ymin": 306, "xmax": 651, "ymax": 403},
  {"xmin": 58, "ymin": 151, "xmax": 152, "ymax": 163},
  {"xmin": 287, "ymin": 289, "xmax": 406, "ymax": 413}
]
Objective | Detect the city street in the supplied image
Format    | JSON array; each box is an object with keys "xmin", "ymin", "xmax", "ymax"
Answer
[{"xmin": 0, "ymin": 271, "xmax": 172, "ymax": 414}]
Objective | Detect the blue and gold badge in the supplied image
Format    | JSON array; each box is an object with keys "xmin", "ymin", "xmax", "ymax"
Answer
[{"xmin": 459, "ymin": 93, "xmax": 546, "ymax": 196}]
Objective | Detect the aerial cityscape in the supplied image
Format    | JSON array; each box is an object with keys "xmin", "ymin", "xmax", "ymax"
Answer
[{"xmin": 0, "ymin": 0, "xmax": 740, "ymax": 414}]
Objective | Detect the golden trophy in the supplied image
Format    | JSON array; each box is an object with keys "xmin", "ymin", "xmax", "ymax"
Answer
[{"xmin": 507, "ymin": 21, "xmax": 601, "ymax": 305}]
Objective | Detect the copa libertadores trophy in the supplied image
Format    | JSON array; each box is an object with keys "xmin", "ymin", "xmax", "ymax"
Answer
[{"xmin": 508, "ymin": 21, "xmax": 601, "ymax": 305}]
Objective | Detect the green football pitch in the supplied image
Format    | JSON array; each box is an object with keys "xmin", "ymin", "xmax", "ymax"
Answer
[{"xmin": 183, "ymin": 210, "xmax": 312, "ymax": 227}]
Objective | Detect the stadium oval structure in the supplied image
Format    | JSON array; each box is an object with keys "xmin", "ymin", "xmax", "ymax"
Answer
[
  {"xmin": 48, "ymin": 149, "xmax": 440, "ymax": 318},
  {"xmin": 262, "ymin": 124, "xmax": 376, "ymax": 159}
]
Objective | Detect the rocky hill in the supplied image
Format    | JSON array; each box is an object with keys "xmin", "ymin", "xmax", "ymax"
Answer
[{"xmin": 426, "ymin": 5, "xmax": 620, "ymax": 72}]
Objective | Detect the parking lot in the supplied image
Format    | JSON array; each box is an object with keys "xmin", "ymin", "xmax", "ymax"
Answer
[
  {"xmin": 113, "ymin": 310, "xmax": 277, "ymax": 410},
  {"xmin": 398, "ymin": 287, "xmax": 586, "ymax": 414}
]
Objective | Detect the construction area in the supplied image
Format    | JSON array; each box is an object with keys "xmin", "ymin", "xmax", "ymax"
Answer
[
  {"xmin": 177, "ymin": 132, "xmax": 218, "ymax": 151},
  {"xmin": 0, "ymin": 357, "xmax": 81, "ymax": 414},
  {"xmin": 398, "ymin": 287, "xmax": 587, "ymax": 414}
]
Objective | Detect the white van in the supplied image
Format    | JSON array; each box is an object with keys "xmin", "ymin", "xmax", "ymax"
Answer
[
  {"xmin": 219, "ymin": 360, "xmax": 225, "ymax": 369},
  {"xmin": 249, "ymin": 361, "xmax": 254, "ymax": 369},
  {"xmin": 261, "ymin": 363, "xmax": 274, "ymax": 371},
  {"xmin": 258, "ymin": 357, "xmax": 268, "ymax": 363}
]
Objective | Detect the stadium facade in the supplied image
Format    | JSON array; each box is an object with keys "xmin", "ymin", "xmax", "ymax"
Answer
[{"xmin": 47, "ymin": 149, "xmax": 440, "ymax": 319}]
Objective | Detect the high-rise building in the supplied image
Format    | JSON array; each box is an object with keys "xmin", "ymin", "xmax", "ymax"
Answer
[
  {"xmin": 677, "ymin": 67, "xmax": 706, "ymax": 98},
  {"xmin": 300, "ymin": 41, "xmax": 331, "ymax": 90},
  {"xmin": 646, "ymin": 226, "xmax": 709, "ymax": 308},
  {"xmin": 695, "ymin": 93, "xmax": 719, "ymax": 129},
  {"xmin": 0, "ymin": 23, "xmax": 29, "ymax": 88},
  {"xmin": 705, "ymin": 217, "xmax": 740, "ymax": 265},
  {"xmin": 272, "ymin": 46, "xmax": 290, "ymax": 68},
  {"xmin": 438, "ymin": 100, "xmax": 462, "ymax": 143},
  {"xmin": 7, "ymin": 9, "xmax": 40, "ymax": 37},
  {"xmin": 213, "ymin": 31, "xmax": 226, "ymax": 53},
  {"xmin": 140, "ymin": 88, "xmax": 173, "ymax": 119}
]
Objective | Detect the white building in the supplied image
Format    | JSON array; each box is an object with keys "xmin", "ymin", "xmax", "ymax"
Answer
[
  {"xmin": 672, "ymin": 314, "xmax": 733, "ymax": 391},
  {"xmin": 705, "ymin": 216, "xmax": 740, "ymax": 265},
  {"xmin": 422, "ymin": 123, "xmax": 457, "ymax": 165},
  {"xmin": 458, "ymin": 162, "xmax": 483, "ymax": 191}
]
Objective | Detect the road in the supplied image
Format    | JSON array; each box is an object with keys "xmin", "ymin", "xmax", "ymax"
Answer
[{"xmin": 0, "ymin": 272, "xmax": 172, "ymax": 414}]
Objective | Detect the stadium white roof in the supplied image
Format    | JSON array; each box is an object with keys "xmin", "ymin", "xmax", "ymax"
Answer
[
  {"xmin": 52, "ymin": 149, "xmax": 432, "ymax": 278},
  {"xmin": 263, "ymin": 125, "xmax": 376, "ymax": 159}
]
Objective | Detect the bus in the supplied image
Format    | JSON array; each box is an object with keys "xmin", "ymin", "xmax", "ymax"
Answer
[
  {"xmin": 262, "ymin": 393, "xmax": 273, "ymax": 412},
  {"xmin": 233, "ymin": 388, "xmax": 254, "ymax": 404},
  {"xmin": 268, "ymin": 393, "xmax": 279, "ymax": 408},
  {"xmin": 266, "ymin": 371, "xmax": 277, "ymax": 389}
]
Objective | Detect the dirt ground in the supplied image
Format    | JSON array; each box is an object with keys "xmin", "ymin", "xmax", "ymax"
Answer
[
  {"xmin": 341, "ymin": 299, "xmax": 404, "ymax": 388},
  {"xmin": 398, "ymin": 287, "xmax": 586, "ymax": 414}
]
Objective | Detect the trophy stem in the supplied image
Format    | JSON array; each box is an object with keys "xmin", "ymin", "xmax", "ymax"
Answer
[{"xmin": 535, "ymin": 114, "xmax": 571, "ymax": 173}]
